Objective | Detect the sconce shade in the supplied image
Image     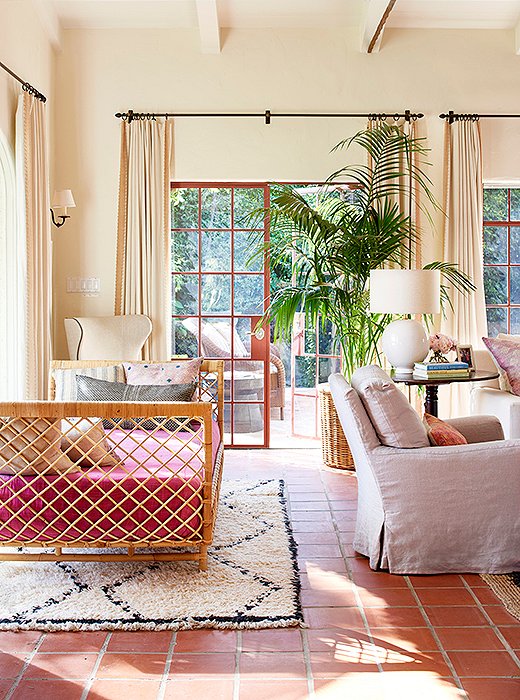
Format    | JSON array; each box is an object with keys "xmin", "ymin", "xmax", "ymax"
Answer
[
  {"xmin": 52, "ymin": 190, "xmax": 76, "ymax": 209},
  {"xmin": 369, "ymin": 269, "xmax": 441, "ymax": 315}
]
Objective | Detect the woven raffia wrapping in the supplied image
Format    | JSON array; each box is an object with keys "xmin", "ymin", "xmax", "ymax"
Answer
[{"xmin": 319, "ymin": 384, "xmax": 354, "ymax": 470}]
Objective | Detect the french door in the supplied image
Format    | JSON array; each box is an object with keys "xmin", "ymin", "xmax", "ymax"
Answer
[{"xmin": 170, "ymin": 183, "xmax": 270, "ymax": 448}]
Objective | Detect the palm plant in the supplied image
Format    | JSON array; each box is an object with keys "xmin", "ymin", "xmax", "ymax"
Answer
[{"xmin": 251, "ymin": 123, "xmax": 474, "ymax": 379}]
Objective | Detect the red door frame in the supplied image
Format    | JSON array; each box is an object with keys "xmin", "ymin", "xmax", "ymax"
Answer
[{"xmin": 171, "ymin": 182, "xmax": 271, "ymax": 448}]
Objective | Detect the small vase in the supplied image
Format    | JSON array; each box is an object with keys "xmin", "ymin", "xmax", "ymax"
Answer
[{"xmin": 429, "ymin": 351, "xmax": 450, "ymax": 363}]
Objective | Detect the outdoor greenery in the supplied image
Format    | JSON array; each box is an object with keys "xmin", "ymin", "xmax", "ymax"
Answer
[{"xmin": 249, "ymin": 123, "xmax": 475, "ymax": 379}]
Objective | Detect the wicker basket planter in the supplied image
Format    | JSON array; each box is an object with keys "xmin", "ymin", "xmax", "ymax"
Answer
[{"xmin": 319, "ymin": 384, "xmax": 355, "ymax": 470}]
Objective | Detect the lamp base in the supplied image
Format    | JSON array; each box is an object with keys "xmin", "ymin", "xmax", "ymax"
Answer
[{"xmin": 382, "ymin": 319, "xmax": 429, "ymax": 374}]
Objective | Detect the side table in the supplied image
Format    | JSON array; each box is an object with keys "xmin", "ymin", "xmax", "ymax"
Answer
[{"xmin": 392, "ymin": 370, "xmax": 499, "ymax": 417}]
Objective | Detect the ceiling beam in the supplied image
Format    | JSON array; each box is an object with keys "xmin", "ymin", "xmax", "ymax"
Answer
[
  {"xmin": 32, "ymin": 0, "xmax": 62, "ymax": 50},
  {"xmin": 361, "ymin": 0, "xmax": 397, "ymax": 54},
  {"xmin": 195, "ymin": 0, "xmax": 221, "ymax": 54}
]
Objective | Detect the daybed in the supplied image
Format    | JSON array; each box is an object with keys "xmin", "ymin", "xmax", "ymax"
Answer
[{"xmin": 0, "ymin": 359, "xmax": 224, "ymax": 570}]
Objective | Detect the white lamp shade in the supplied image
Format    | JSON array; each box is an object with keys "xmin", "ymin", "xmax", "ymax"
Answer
[
  {"xmin": 369, "ymin": 269, "xmax": 441, "ymax": 315},
  {"xmin": 52, "ymin": 189, "xmax": 76, "ymax": 209}
]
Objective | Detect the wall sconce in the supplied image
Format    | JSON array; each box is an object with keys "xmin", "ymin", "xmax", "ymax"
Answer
[{"xmin": 50, "ymin": 190, "xmax": 76, "ymax": 228}]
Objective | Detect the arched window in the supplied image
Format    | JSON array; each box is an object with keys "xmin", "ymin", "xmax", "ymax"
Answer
[{"xmin": 0, "ymin": 129, "xmax": 24, "ymax": 399}]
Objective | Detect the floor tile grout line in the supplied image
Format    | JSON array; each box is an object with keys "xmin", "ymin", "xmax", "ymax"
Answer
[
  {"xmin": 79, "ymin": 631, "xmax": 112, "ymax": 700},
  {"xmin": 232, "ymin": 630, "xmax": 241, "ymax": 700},
  {"xmin": 460, "ymin": 577, "xmax": 520, "ymax": 670},
  {"xmin": 4, "ymin": 632, "xmax": 46, "ymax": 700},
  {"xmin": 319, "ymin": 469, "xmax": 385, "ymax": 674},
  {"xmin": 157, "ymin": 632, "xmax": 177, "ymax": 700},
  {"xmin": 301, "ymin": 628, "xmax": 316, "ymax": 698},
  {"xmin": 405, "ymin": 577, "xmax": 468, "ymax": 695}
]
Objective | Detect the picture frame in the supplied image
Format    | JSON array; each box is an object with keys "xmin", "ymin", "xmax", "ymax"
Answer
[{"xmin": 456, "ymin": 343, "xmax": 475, "ymax": 370}]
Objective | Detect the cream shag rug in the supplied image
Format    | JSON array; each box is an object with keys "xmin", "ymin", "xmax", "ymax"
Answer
[{"xmin": 0, "ymin": 479, "xmax": 303, "ymax": 632}]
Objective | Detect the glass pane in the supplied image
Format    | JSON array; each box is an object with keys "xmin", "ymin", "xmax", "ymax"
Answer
[
  {"xmin": 172, "ymin": 230, "xmax": 198, "ymax": 272},
  {"xmin": 234, "ymin": 274, "xmax": 264, "ymax": 315},
  {"xmin": 318, "ymin": 357, "xmax": 341, "ymax": 384},
  {"xmin": 319, "ymin": 319, "xmax": 335, "ymax": 355},
  {"xmin": 511, "ymin": 267, "xmax": 520, "ymax": 304},
  {"xmin": 201, "ymin": 274, "xmax": 231, "ymax": 314},
  {"xmin": 483, "ymin": 188, "xmax": 507, "ymax": 222},
  {"xmin": 486, "ymin": 307, "xmax": 508, "ymax": 337},
  {"xmin": 171, "ymin": 318, "xmax": 199, "ymax": 357},
  {"xmin": 233, "ymin": 404, "xmax": 265, "ymax": 445},
  {"xmin": 201, "ymin": 230, "xmax": 231, "ymax": 271},
  {"xmin": 233, "ymin": 187, "xmax": 265, "ymax": 227},
  {"xmin": 233, "ymin": 361, "xmax": 264, "ymax": 402},
  {"xmin": 235, "ymin": 317, "xmax": 252, "ymax": 357},
  {"xmin": 511, "ymin": 308, "xmax": 520, "ymax": 334},
  {"xmin": 234, "ymin": 230, "xmax": 263, "ymax": 272},
  {"xmin": 483, "ymin": 266, "xmax": 508, "ymax": 305},
  {"xmin": 200, "ymin": 318, "xmax": 232, "ymax": 358},
  {"xmin": 483, "ymin": 226, "xmax": 507, "ymax": 265},
  {"xmin": 293, "ymin": 395, "xmax": 316, "ymax": 438},
  {"xmin": 223, "ymin": 403, "xmax": 231, "ymax": 444},
  {"xmin": 295, "ymin": 356, "xmax": 316, "ymax": 390},
  {"xmin": 304, "ymin": 325, "xmax": 317, "ymax": 354},
  {"xmin": 510, "ymin": 189, "xmax": 520, "ymax": 220},
  {"xmin": 172, "ymin": 274, "xmax": 198, "ymax": 315},
  {"xmin": 171, "ymin": 187, "xmax": 199, "ymax": 229},
  {"xmin": 512, "ymin": 227, "xmax": 520, "ymax": 264},
  {"xmin": 201, "ymin": 188, "xmax": 231, "ymax": 229}
]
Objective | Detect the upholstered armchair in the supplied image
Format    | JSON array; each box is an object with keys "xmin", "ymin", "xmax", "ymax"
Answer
[
  {"xmin": 471, "ymin": 347, "xmax": 520, "ymax": 439},
  {"xmin": 64, "ymin": 315, "xmax": 152, "ymax": 361},
  {"xmin": 329, "ymin": 367, "xmax": 520, "ymax": 575}
]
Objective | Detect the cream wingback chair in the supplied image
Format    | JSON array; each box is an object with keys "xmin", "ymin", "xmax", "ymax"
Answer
[{"xmin": 64, "ymin": 315, "xmax": 152, "ymax": 360}]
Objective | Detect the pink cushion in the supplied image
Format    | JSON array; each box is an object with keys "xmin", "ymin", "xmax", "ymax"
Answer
[
  {"xmin": 482, "ymin": 337, "xmax": 520, "ymax": 396},
  {"xmin": 124, "ymin": 358, "xmax": 202, "ymax": 385},
  {"xmin": 423, "ymin": 413, "xmax": 468, "ymax": 446}
]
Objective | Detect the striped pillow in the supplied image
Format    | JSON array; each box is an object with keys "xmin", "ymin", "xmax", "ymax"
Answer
[{"xmin": 52, "ymin": 365, "xmax": 125, "ymax": 401}]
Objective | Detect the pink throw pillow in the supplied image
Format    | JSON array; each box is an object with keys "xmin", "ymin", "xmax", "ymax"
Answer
[
  {"xmin": 124, "ymin": 358, "xmax": 202, "ymax": 386},
  {"xmin": 423, "ymin": 414, "xmax": 468, "ymax": 447},
  {"xmin": 482, "ymin": 337, "xmax": 520, "ymax": 396}
]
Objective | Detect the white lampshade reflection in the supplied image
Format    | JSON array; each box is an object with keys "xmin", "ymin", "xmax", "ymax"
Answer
[
  {"xmin": 369, "ymin": 269, "xmax": 441, "ymax": 315},
  {"xmin": 51, "ymin": 189, "xmax": 76, "ymax": 211}
]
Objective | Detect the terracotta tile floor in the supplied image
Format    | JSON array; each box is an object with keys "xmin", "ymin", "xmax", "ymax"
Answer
[{"xmin": 0, "ymin": 448, "xmax": 519, "ymax": 700}]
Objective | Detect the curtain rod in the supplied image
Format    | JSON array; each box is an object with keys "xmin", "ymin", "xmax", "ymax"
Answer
[
  {"xmin": 115, "ymin": 109, "xmax": 424, "ymax": 125},
  {"xmin": 440, "ymin": 110, "xmax": 520, "ymax": 123},
  {"xmin": 0, "ymin": 60, "xmax": 46, "ymax": 102}
]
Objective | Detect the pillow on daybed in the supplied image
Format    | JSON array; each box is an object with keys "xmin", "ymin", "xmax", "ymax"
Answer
[
  {"xmin": 52, "ymin": 365, "xmax": 125, "ymax": 400},
  {"xmin": 76, "ymin": 375, "xmax": 197, "ymax": 431},
  {"xmin": 61, "ymin": 418, "xmax": 118, "ymax": 467},
  {"xmin": 124, "ymin": 358, "xmax": 202, "ymax": 386},
  {"xmin": 351, "ymin": 365, "xmax": 429, "ymax": 448},
  {"xmin": 482, "ymin": 336, "xmax": 520, "ymax": 396},
  {"xmin": 423, "ymin": 413, "xmax": 468, "ymax": 447},
  {"xmin": 0, "ymin": 418, "xmax": 79, "ymax": 476}
]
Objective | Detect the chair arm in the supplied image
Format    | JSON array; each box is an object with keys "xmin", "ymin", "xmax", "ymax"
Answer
[
  {"xmin": 471, "ymin": 387, "xmax": 520, "ymax": 439},
  {"xmin": 270, "ymin": 353, "xmax": 286, "ymax": 384},
  {"xmin": 444, "ymin": 415, "xmax": 504, "ymax": 443}
]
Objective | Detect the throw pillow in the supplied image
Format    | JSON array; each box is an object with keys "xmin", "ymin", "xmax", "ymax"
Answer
[
  {"xmin": 0, "ymin": 418, "xmax": 79, "ymax": 476},
  {"xmin": 123, "ymin": 358, "xmax": 202, "ymax": 386},
  {"xmin": 423, "ymin": 413, "xmax": 468, "ymax": 446},
  {"xmin": 61, "ymin": 418, "xmax": 118, "ymax": 467},
  {"xmin": 351, "ymin": 365, "xmax": 430, "ymax": 448},
  {"xmin": 76, "ymin": 375, "xmax": 197, "ymax": 430},
  {"xmin": 52, "ymin": 365, "xmax": 125, "ymax": 401},
  {"xmin": 492, "ymin": 334, "xmax": 520, "ymax": 393},
  {"xmin": 482, "ymin": 336, "xmax": 520, "ymax": 396}
]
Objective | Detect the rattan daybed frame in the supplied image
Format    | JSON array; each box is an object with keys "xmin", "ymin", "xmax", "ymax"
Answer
[{"xmin": 0, "ymin": 359, "xmax": 224, "ymax": 571}]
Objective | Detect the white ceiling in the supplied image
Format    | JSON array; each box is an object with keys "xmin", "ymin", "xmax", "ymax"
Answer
[{"xmin": 45, "ymin": 0, "xmax": 520, "ymax": 31}]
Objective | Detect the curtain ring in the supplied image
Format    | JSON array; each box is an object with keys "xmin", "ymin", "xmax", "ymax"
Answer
[{"xmin": 393, "ymin": 113, "xmax": 400, "ymax": 122}]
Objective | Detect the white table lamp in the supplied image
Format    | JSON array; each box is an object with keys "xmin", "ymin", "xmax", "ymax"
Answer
[{"xmin": 370, "ymin": 269, "xmax": 441, "ymax": 374}]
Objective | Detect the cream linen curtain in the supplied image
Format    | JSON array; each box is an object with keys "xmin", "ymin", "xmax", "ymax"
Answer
[
  {"xmin": 17, "ymin": 92, "xmax": 52, "ymax": 399},
  {"xmin": 115, "ymin": 118, "xmax": 172, "ymax": 360},
  {"xmin": 441, "ymin": 119, "xmax": 488, "ymax": 417}
]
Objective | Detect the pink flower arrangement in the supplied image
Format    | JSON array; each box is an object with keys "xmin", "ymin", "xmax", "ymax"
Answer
[{"xmin": 429, "ymin": 333, "xmax": 457, "ymax": 355}]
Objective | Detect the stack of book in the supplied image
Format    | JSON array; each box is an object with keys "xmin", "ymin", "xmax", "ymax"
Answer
[{"xmin": 413, "ymin": 361, "xmax": 470, "ymax": 379}]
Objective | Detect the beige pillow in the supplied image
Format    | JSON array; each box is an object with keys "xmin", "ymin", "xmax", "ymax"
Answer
[
  {"xmin": 61, "ymin": 418, "xmax": 118, "ymax": 467},
  {"xmin": 351, "ymin": 365, "xmax": 429, "ymax": 448},
  {"xmin": 52, "ymin": 365, "xmax": 125, "ymax": 400},
  {"xmin": 0, "ymin": 418, "xmax": 79, "ymax": 476},
  {"xmin": 496, "ymin": 334, "xmax": 520, "ymax": 393}
]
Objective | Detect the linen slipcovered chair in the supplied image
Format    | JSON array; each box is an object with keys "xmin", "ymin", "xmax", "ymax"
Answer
[
  {"xmin": 329, "ymin": 366, "xmax": 520, "ymax": 574},
  {"xmin": 64, "ymin": 315, "xmax": 152, "ymax": 361}
]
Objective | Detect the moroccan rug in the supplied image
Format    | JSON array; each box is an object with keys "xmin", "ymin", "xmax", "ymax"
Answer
[
  {"xmin": 481, "ymin": 572, "xmax": 520, "ymax": 622},
  {"xmin": 0, "ymin": 479, "xmax": 303, "ymax": 632}
]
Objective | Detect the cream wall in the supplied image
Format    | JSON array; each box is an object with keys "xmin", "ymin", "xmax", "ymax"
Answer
[{"xmin": 53, "ymin": 26, "xmax": 520, "ymax": 357}]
